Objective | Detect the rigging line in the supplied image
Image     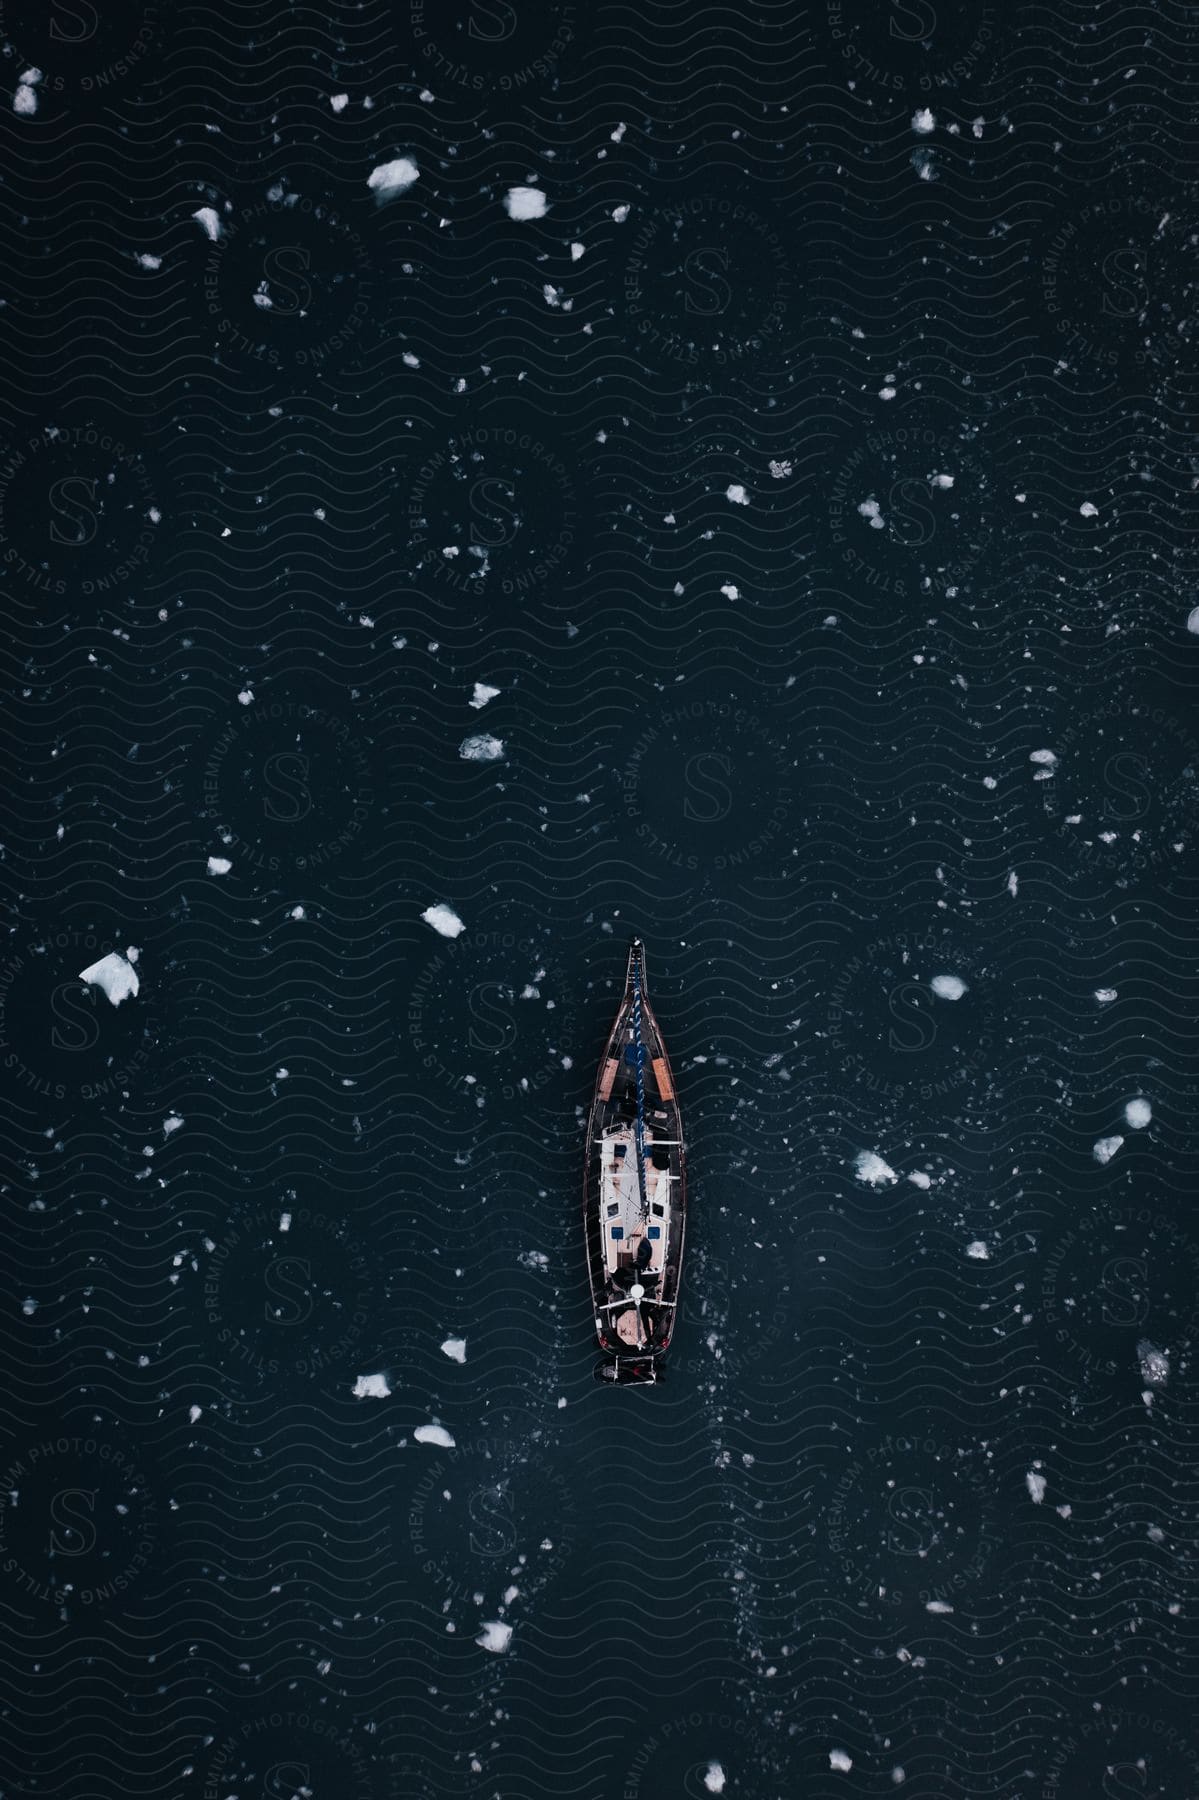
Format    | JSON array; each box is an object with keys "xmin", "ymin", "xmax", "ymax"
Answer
[{"xmin": 632, "ymin": 950, "xmax": 648, "ymax": 1217}]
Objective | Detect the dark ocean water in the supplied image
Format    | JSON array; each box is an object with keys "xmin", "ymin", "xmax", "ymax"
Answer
[{"xmin": 2, "ymin": 1, "xmax": 1199, "ymax": 1795}]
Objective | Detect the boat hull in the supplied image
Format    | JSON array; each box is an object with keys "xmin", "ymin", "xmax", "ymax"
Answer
[{"xmin": 583, "ymin": 939, "xmax": 686, "ymax": 1380}]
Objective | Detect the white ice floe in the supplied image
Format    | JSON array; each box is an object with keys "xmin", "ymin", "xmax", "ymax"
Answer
[
  {"xmin": 13, "ymin": 69, "xmax": 41, "ymax": 116},
  {"xmin": 137, "ymin": 253, "xmax": 162, "ymax": 270},
  {"xmin": 79, "ymin": 950, "xmax": 140, "ymax": 1007},
  {"xmin": 907, "ymin": 1171, "xmax": 931, "ymax": 1190},
  {"xmin": 912, "ymin": 108, "xmax": 936, "ymax": 133},
  {"xmin": 504, "ymin": 185, "xmax": 547, "ymax": 220},
  {"xmin": 352, "ymin": 1373, "xmax": 391, "ymax": 1400},
  {"xmin": 459, "ymin": 733, "xmax": 505, "ymax": 763},
  {"xmin": 193, "ymin": 206, "xmax": 222, "ymax": 242},
  {"xmin": 769, "ymin": 459, "xmax": 792, "ymax": 478},
  {"xmin": 1093, "ymin": 1135, "xmax": 1124, "ymax": 1165},
  {"xmin": 415, "ymin": 1422, "xmax": 456, "ymax": 1447},
  {"xmin": 719, "ymin": 582, "xmax": 740, "ymax": 600},
  {"xmin": 925, "ymin": 1599, "xmax": 954, "ymax": 1613},
  {"xmin": 1029, "ymin": 748, "xmax": 1057, "ymax": 771},
  {"xmin": 163, "ymin": 1114, "xmax": 184, "ymax": 1137},
  {"xmin": 1026, "ymin": 1470, "xmax": 1047, "ymax": 1503},
  {"xmin": 930, "ymin": 973, "xmax": 967, "ymax": 1001},
  {"xmin": 329, "ymin": 93, "xmax": 349, "ymax": 112},
  {"xmin": 1079, "ymin": 501, "xmax": 1099, "ymax": 517},
  {"xmin": 931, "ymin": 472, "xmax": 955, "ymax": 489},
  {"xmin": 1124, "ymin": 1097, "xmax": 1152, "ymax": 1129},
  {"xmin": 470, "ymin": 682, "xmax": 501, "ymax": 709},
  {"xmin": 1138, "ymin": 1339, "xmax": 1169, "ymax": 1388},
  {"xmin": 189, "ymin": 1404, "xmax": 203, "ymax": 1423},
  {"xmin": 1007, "ymin": 870, "xmax": 1019, "ymax": 897},
  {"xmin": 858, "ymin": 497, "xmax": 884, "ymax": 528},
  {"xmin": 1095, "ymin": 987, "xmax": 1118, "ymax": 1004},
  {"xmin": 726, "ymin": 483, "xmax": 749, "ymax": 505},
  {"xmin": 1187, "ymin": 605, "xmax": 1199, "ymax": 635},
  {"xmin": 440, "ymin": 1337, "xmax": 467, "ymax": 1363},
  {"xmin": 829, "ymin": 1750, "xmax": 854, "ymax": 1772},
  {"xmin": 854, "ymin": 1150, "xmax": 898, "ymax": 1187},
  {"xmin": 207, "ymin": 855, "xmax": 232, "ymax": 876},
  {"xmin": 368, "ymin": 156, "xmax": 419, "ymax": 200},
  {"xmin": 476, "ymin": 1619, "xmax": 513, "ymax": 1653},
  {"xmin": 421, "ymin": 903, "xmax": 465, "ymax": 939},
  {"xmin": 966, "ymin": 1240, "xmax": 990, "ymax": 1260},
  {"xmin": 703, "ymin": 1765, "xmax": 726, "ymax": 1794}
]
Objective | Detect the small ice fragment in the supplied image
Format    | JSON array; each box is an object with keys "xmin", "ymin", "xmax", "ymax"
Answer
[
  {"xmin": 703, "ymin": 1765, "xmax": 726, "ymax": 1794},
  {"xmin": 189, "ymin": 1404, "xmax": 202, "ymax": 1423},
  {"xmin": 162, "ymin": 1114, "xmax": 184, "ymax": 1137},
  {"xmin": 421, "ymin": 903, "xmax": 465, "ymax": 939},
  {"xmin": 477, "ymin": 1620, "xmax": 512, "ymax": 1653},
  {"xmin": 415, "ymin": 1423, "xmax": 456, "ymax": 1446},
  {"xmin": 1093, "ymin": 1135, "xmax": 1124, "ymax": 1165},
  {"xmin": 440, "ymin": 1337, "xmax": 467, "ymax": 1363},
  {"xmin": 237, "ymin": 687, "xmax": 254, "ymax": 706},
  {"xmin": 459, "ymin": 733, "xmax": 505, "ymax": 763},
  {"xmin": 368, "ymin": 156, "xmax": 419, "ymax": 199},
  {"xmin": 79, "ymin": 951, "xmax": 139, "ymax": 1007},
  {"xmin": 907, "ymin": 1171, "xmax": 931, "ymax": 1190},
  {"xmin": 854, "ymin": 1150, "xmax": 897, "ymax": 1187},
  {"xmin": 1030, "ymin": 748, "xmax": 1058, "ymax": 768},
  {"xmin": 719, "ymin": 582, "xmax": 739, "ymax": 600},
  {"xmin": 879, "ymin": 384, "xmax": 897, "ymax": 399},
  {"xmin": 931, "ymin": 472, "xmax": 954, "ymax": 489},
  {"xmin": 352, "ymin": 1373, "xmax": 391, "ymax": 1400},
  {"xmin": 769, "ymin": 459, "xmax": 792, "ymax": 478},
  {"xmin": 570, "ymin": 241, "xmax": 584, "ymax": 261},
  {"xmin": 1124, "ymin": 1097, "xmax": 1152, "ymax": 1129},
  {"xmin": 21, "ymin": 1297, "xmax": 37, "ymax": 1316},
  {"xmin": 830, "ymin": 1750, "xmax": 853, "ymax": 1772},
  {"xmin": 726, "ymin": 483, "xmax": 749, "ymax": 505},
  {"xmin": 289, "ymin": 905, "xmax": 305, "ymax": 921},
  {"xmin": 1095, "ymin": 987, "xmax": 1117, "ymax": 1004},
  {"xmin": 207, "ymin": 855, "xmax": 232, "ymax": 876},
  {"xmin": 1187, "ymin": 605, "xmax": 1199, "ymax": 635},
  {"xmin": 279, "ymin": 1212, "xmax": 292, "ymax": 1232},
  {"xmin": 329, "ymin": 93, "xmax": 349, "ymax": 112},
  {"xmin": 912, "ymin": 108, "xmax": 935, "ymax": 133},
  {"xmin": 930, "ymin": 973, "xmax": 967, "ymax": 1001},
  {"xmin": 858, "ymin": 497, "xmax": 884, "ymax": 528},
  {"xmin": 1026, "ymin": 1470, "xmax": 1047, "ymax": 1503},
  {"xmin": 1079, "ymin": 500, "xmax": 1099, "ymax": 517},
  {"xmin": 193, "ymin": 206, "xmax": 222, "ymax": 242},
  {"xmin": 504, "ymin": 186, "xmax": 547, "ymax": 221},
  {"xmin": 612, "ymin": 203, "xmax": 630, "ymax": 222},
  {"xmin": 137, "ymin": 253, "xmax": 162, "ymax": 270},
  {"xmin": 470, "ymin": 682, "xmax": 501, "ymax": 709},
  {"xmin": 1007, "ymin": 870, "xmax": 1018, "ymax": 897},
  {"xmin": 966, "ymin": 1240, "xmax": 990, "ymax": 1260},
  {"xmin": 925, "ymin": 1599, "xmax": 953, "ymax": 1613}
]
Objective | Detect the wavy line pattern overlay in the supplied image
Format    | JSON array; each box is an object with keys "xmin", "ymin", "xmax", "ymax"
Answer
[{"xmin": 1, "ymin": 0, "xmax": 1198, "ymax": 1794}]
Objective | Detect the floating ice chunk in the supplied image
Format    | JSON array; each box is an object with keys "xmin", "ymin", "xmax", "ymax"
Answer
[
  {"xmin": 79, "ymin": 951, "xmax": 139, "ymax": 1007},
  {"xmin": 854, "ymin": 1150, "xmax": 897, "ymax": 1187},
  {"xmin": 207, "ymin": 855, "xmax": 232, "ymax": 876},
  {"xmin": 137, "ymin": 253, "xmax": 162, "ymax": 270},
  {"xmin": 907, "ymin": 1171, "xmax": 931, "ymax": 1190},
  {"xmin": 1079, "ymin": 500, "xmax": 1099, "ymax": 517},
  {"xmin": 279, "ymin": 1211, "xmax": 292, "ymax": 1232},
  {"xmin": 13, "ymin": 68, "xmax": 41, "ymax": 116},
  {"xmin": 912, "ymin": 108, "xmax": 936, "ymax": 133},
  {"xmin": 925, "ymin": 1599, "xmax": 953, "ymax": 1613},
  {"xmin": 570, "ymin": 241, "xmax": 585, "ymax": 261},
  {"xmin": 1026, "ymin": 1470, "xmax": 1047, "ymax": 1503},
  {"xmin": 329, "ymin": 93, "xmax": 349, "ymax": 112},
  {"xmin": 931, "ymin": 472, "xmax": 955, "ymax": 489},
  {"xmin": 1124, "ymin": 1097, "xmax": 1152, "ymax": 1129},
  {"xmin": 352, "ymin": 1372, "xmax": 391, "ymax": 1400},
  {"xmin": 440, "ymin": 1337, "xmax": 467, "ymax": 1363},
  {"xmin": 477, "ymin": 1619, "xmax": 512, "ymax": 1653},
  {"xmin": 769, "ymin": 459, "xmax": 792, "ymax": 478},
  {"xmin": 720, "ymin": 582, "xmax": 740, "ymax": 600},
  {"xmin": 1187, "ymin": 605, "xmax": 1199, "ymax": 635},
  {"xmin": 930, "ymin": 973, "xmax": 967, "ymax": 1001},
  {"xmin": 504, "ymin": 185, "xmax": 547, "ymax": 221},
  {"xmin": 189, "ymin": 1404, "xmax": 203, "ymax": 1423},
  {"xmin": 966, "ymin": 1240, "xmax": 990, "ymax": 1260},
  {"xmin": 1138, "ymin": 1339, "xmax": 1169, "ymax": 1387},
  {"xmin": 368, "ymin": 156, "xmax": 419, "ymax": 199},
  {"xmin": 21, "ymin": 1297, "xmax": 36, "ymax": 1316},
  {"xmin": 415, "ymin": 1422, "xmax": 455, "ymax": 1446},
  {"xmin": 1006, "ymin": 870, "xmax": 1019, "ymax": 897},
  {"xmin": 421, "ymin": 903, "xmax": 465, "ymax": 939},
  {"xmin": 726, "ymin": 483, "xmax": 749, "ymax": 505},
  {"xmin": 612, "ymin": 203, "xmax": 630, "ymax": 222},
  {"xmin": 858, "ymin": 497, "xmax": 884, "ymax": 528},
  {"xmin": 1029, "ymin": 748, "xmax": 1057, "ymax": 769},
  {"xmin": 1093, "ymin": 1135, "xmax": 1124, "ymax": 1165},
  {"xmin": 703, "ymin": 1765, "xmax": 726, "ymax": 1794},
  {"xmin": 470, "ymin": 682, "xmax": 501, "ymax": 710},
  {"xmin": 193, "ymin": 206, "xmax": 222, "ymax": 242},
  {"xmin": 163, "ymin": 1114, "xmax": 184, "ymax": 1137},
  {"xmin": 829, "ymin": 1750, "xmax": 853, "ymax": 1772},
  {"xmin": 459, "ymin": 733, "xmax": 505, "ymax": 763},
  {"xmin": 1095, "ymin": 987, "xmax": 1117, "ymax": 1004}
]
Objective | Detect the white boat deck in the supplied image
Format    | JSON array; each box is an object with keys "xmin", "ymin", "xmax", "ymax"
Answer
[{"xmin": 598, "ymin": 1124, "xmax": 675, "ymax": 1277}]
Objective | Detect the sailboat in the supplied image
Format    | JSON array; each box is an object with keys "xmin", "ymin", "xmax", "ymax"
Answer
[{"xmin": 584, "ymin": 937, "xmax": 687, "ymax": 1384}]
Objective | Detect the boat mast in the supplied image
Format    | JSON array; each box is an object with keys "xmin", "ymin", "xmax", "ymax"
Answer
[{"xmin": 630, "ymin": 940, "xmax": 649, "ymax": 1218}]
